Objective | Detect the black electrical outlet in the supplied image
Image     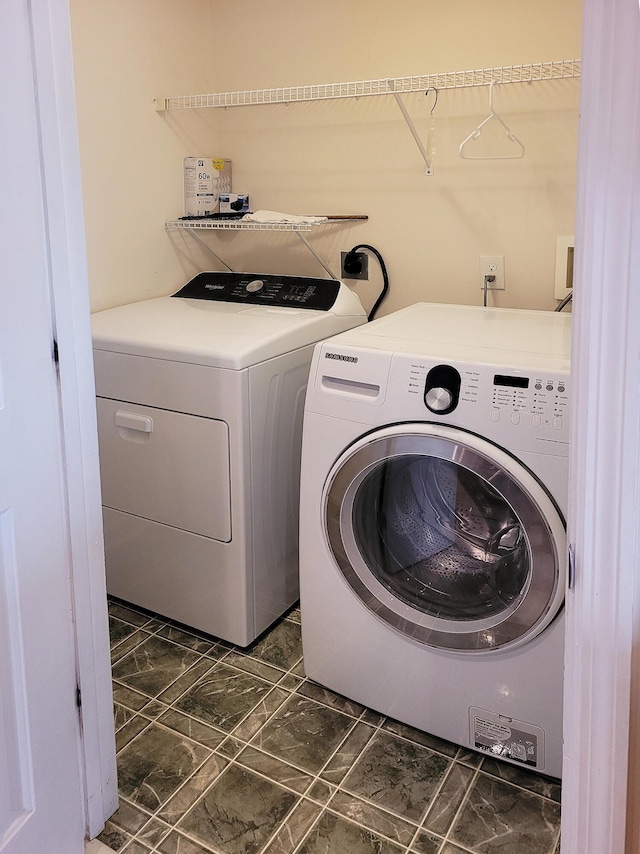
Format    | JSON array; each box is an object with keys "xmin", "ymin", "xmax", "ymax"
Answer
[{"xmin": 340, "ymin": 251, "xmax": 369, "ymax": 280}]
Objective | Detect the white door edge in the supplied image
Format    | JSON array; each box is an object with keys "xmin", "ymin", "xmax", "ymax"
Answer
[
  {"xmin": 562, "ymin": 0, "xmax": 640, "ymax": 851},
  {"xmin": 30, "ymin": 0, "xmax": 118, "ymax": 837}
]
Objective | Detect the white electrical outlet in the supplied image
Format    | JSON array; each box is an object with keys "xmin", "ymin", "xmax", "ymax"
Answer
[{"xmin": 480, "ymin": 255, "xmax": 505, "ymax": 290}]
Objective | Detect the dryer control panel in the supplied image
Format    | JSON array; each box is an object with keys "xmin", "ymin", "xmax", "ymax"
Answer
[{"xmin": 173, "ymin": 271, "xmax": 342, "ymax": 310}]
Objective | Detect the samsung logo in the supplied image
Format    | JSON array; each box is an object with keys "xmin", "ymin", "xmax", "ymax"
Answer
[{"xmin": 325, "ymin": 352, "xmax": 358, "ymax": 363}]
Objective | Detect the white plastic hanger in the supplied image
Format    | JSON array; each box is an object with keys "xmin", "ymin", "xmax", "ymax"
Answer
[{"xmin": 459, "ymin": 81, "xmax": 525, "ymax": 160}]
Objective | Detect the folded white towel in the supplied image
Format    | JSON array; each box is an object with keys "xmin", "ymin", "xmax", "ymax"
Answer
[{"xmin": 242, "ymin": 209, "xmax": 328, "ymax": 224}]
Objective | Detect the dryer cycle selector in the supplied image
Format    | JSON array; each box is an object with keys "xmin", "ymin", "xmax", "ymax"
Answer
[
  {"xmin": 424, "ymin": 365, "xmax": 461, "ymax": 414},
  {"xmin": 246, "ymin": 279, "xmax": 265, "ymax": 293}
]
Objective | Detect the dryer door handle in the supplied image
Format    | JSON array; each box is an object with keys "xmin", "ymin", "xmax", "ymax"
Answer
[{"xmin": 114, "ymin": 410, "xmax": 154, "ymax": 433}]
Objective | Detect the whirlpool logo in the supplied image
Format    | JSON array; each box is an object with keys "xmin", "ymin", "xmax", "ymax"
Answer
[{"xmin": 325, "ymin": 352, "xmax": 358, "ymax": 363}]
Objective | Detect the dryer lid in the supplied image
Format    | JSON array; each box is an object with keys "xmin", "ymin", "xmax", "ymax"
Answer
[{"xmin": 91, "ymin": 273, "xmax": 366, "ymax": 370}]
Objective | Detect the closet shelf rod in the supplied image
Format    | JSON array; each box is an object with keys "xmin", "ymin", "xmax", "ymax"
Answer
[{"xmin": 155, "ymin": 59, "xmax": 580, "ymax": 112}]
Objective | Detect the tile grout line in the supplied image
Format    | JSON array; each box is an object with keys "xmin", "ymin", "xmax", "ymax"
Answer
[
  {"xmin": 438, "ymin": 765, "xmax": 486, "ymax": 854},
  {"xmin": 110, "ymin": 629, "xmax": 154, "ymax": 666},
  {"xmin": 404, "ymin": 755, "xmax": 460, "ymax": 853},
  {"xmin": 466, "ymin": 764, "xmax": 562, "ymax": 804}
]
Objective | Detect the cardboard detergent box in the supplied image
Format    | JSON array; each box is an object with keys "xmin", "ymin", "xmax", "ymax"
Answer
[{"xmin": 184, "ymin": 157, "xmax": 232, "ymax": 215}]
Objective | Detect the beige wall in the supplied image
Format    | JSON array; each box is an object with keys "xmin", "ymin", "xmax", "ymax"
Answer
[
  {"xmin": 71, "ymin": 0, "xmax": 581, "ymax": 316},
  {"xmin": 70, "ymin": 0, "xmax": 221, "ymax": 311}
]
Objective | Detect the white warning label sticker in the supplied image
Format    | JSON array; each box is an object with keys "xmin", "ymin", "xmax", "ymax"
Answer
[{"xmin": 473, "ymin": 714, "xmax": 539, "ymax": 768}]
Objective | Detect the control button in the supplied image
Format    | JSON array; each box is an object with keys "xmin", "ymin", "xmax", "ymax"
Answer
[
  {"xmin": 558, "ymin": 384, "xmax": 566, "ymax": 393},
  {"xmin": 553, "ymin": 416, "xmax": 563, "ymax": 430},
  {"xmin": 531, "ymin": 414, "xmax": 542, "ymax": 428},
  {"xmin": 511, "ymin": 411, "xmax": 520, "ymax": 425},
  {"xmin": 246, "ymin": 279, "xmax": 264, "ymax": 293},
  {"xmin": 546, "ymin": 383, "xmax": 554, "ymax": 391},
  {"xmin": 426, "ymin": 387, "xmax": 454, "ymax": 412},
  {"xmin": 535, "ymin": 383, "xmax": 542, "ymax": 390},
  {"xmin": 491, "ymin": 408, "xmax": 500, "ymax": 422}
]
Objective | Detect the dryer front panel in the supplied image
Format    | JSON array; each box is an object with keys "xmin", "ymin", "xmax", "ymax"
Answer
[{"xmin": 323, "ymin": 423, "xmax": 566, "ymax": 653}]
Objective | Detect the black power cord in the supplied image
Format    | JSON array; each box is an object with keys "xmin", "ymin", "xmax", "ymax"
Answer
[{"xmin": 343, "ymin": 243, "xmax": 389, "ymax": 321}]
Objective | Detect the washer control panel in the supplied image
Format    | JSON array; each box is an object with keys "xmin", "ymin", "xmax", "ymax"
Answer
[
  {"xmin": 405, "ymin": 359, "xmax": 569, "ymax": 449},
  {"xmin": 489, "ymin": 372, "xmax": 568, "ymax": 432},
  {"xmin": 173, "ymin": 271, "xmax": 341, "ymax": 310},
  {"xmin": 311, "ymin": 343, "xmax": 569, "ymax": 453}
]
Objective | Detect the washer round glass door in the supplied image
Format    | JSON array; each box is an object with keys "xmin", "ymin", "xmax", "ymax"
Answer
[{"xmin": 323, "ymin": 423, "xmax": 566, "ymax": 652}]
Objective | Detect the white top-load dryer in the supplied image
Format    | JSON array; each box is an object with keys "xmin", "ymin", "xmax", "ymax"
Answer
[{"xmin": 92, "ymin": 271, "xmax": 366, "ymax": 645}]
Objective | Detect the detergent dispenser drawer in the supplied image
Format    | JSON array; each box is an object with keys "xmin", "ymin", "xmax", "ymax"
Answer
[{"xmin": 97, "ymin": 398, "xmax": 231, "ymax": 541}]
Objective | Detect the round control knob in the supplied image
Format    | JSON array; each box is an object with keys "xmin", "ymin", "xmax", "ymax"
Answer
[
  {"xmin": 424, "ymin": 364, "xmax": 461, "ymax": 415},
  {"xmin": 246, "ymin": 279, "xmax": 264, "ymax": 293},
  {"xmin": 425, "ymin": 387, "xmax": 454, "ymax": 412}
]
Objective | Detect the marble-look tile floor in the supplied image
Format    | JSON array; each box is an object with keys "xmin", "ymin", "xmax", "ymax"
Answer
[{"xmin": 100, "ymin": 598, "xmax": 562, "ymax": 854}]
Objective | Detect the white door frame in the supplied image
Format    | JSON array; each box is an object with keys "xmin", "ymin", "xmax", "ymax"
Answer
[
  {"xmin": 30, "ymin": 0, "xmax": 118, "ymax": 836},
  {"xmin": 562, "ymin": 0, "xmax": 640, "ymax": 851},
  {"xmin": 22, "ymin": 0, "xmax": 640, "ymax": 846}
]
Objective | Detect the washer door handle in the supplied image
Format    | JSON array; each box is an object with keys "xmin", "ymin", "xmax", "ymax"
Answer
[{"xmin": 568, "ymin": 543, "xmax": 576, "ymax": 589}]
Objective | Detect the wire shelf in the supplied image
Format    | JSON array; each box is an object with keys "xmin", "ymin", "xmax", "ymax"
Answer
[
  {"xmin": 165, "ymin": 218, "xmax": 365, "ymax": 232},
  {"xmin": 155, "ymin": 59, "xmax": 580, "ymax": 112}
]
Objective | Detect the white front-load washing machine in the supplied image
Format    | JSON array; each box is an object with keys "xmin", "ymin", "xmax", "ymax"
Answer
[
  {"xmin": 299, "ymin": 302, "xmax": 570, "ymax": 778},
  {"xmin": 92, "ymin": 271, "xmax": 366, "ymax": 646}
]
